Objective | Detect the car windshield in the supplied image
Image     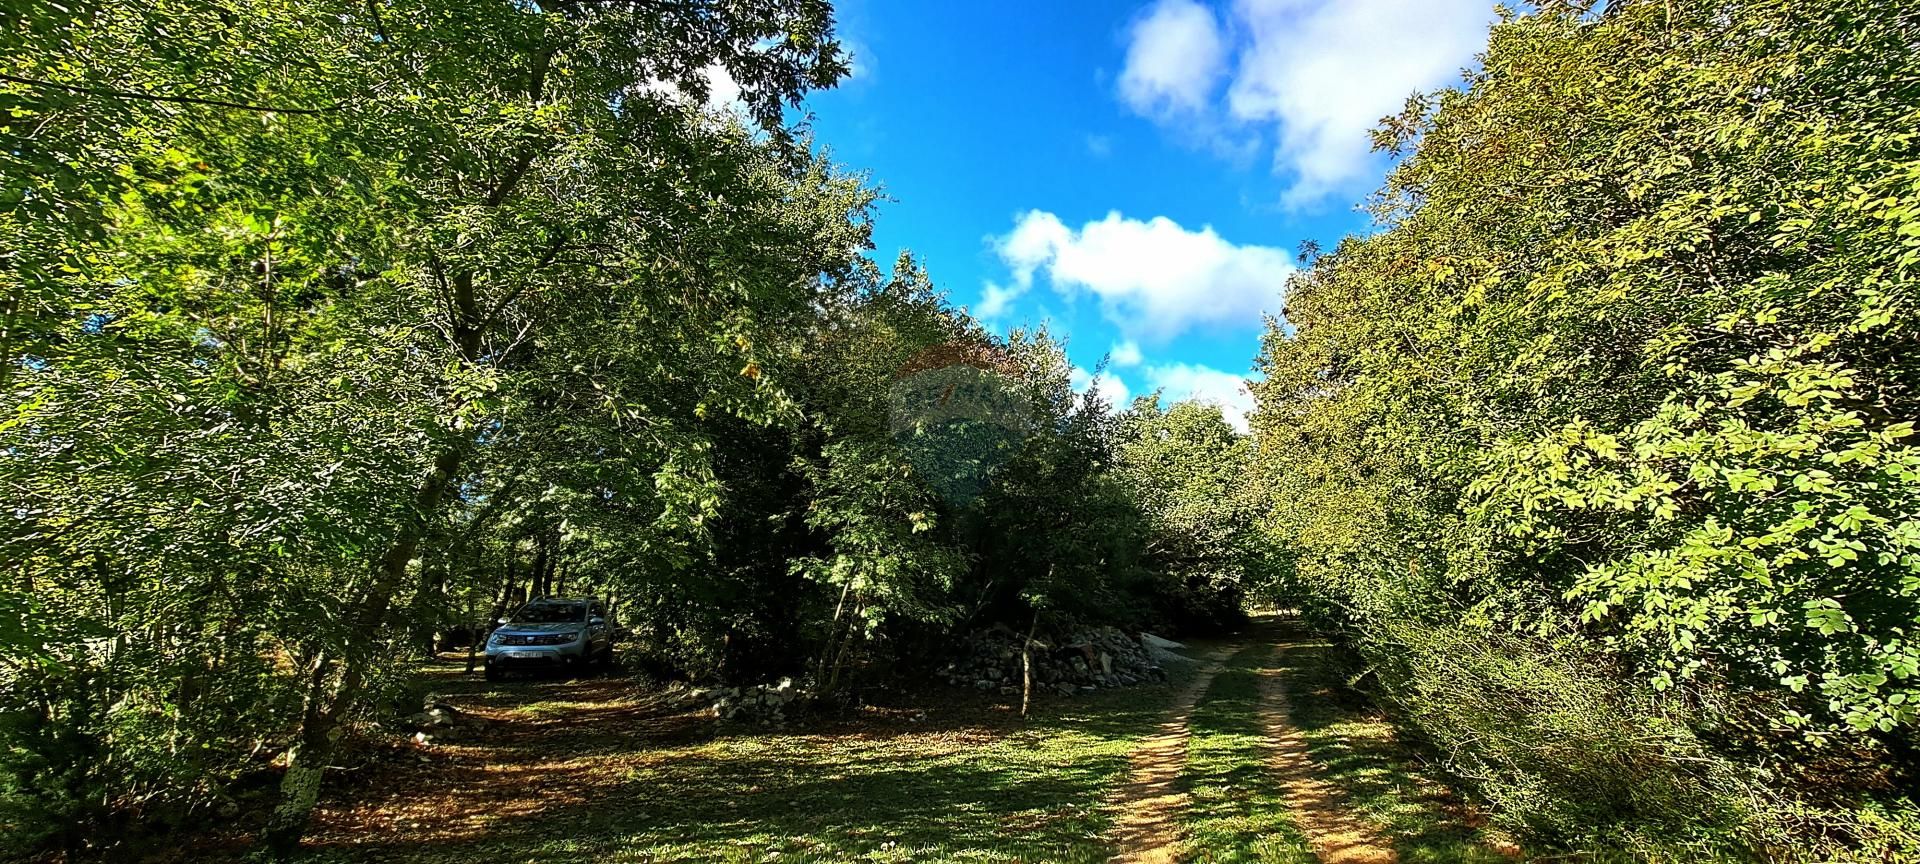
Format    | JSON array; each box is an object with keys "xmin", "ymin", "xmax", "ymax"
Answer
[{"xmin": 510, "ymin": 603, "xmax": 585, "ymax": 624}]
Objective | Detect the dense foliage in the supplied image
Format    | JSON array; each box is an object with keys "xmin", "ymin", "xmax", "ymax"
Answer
[
  {"xmin": 1253, "ymin": 0, "xmax": 1920, "ymax": 857},
  {"xmin": 10, "ymin": 0, "xmax": 1920, "ymax": 860},
  {"xmin": 0, "ymin": 1, "xmax": 1252, "ymax": 856}
]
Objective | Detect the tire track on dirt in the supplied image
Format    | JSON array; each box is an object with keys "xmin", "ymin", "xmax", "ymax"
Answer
[
  {"xmin": 1105, "ymin": 642, "xmax": 1241, "ymax": 864},
  {"xmin": 1256, "ymin": 641, "xmax": 1397, "ymax": 864}
]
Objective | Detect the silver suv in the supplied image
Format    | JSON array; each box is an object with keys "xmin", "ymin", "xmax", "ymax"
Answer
[{"xmin": 484, "ymin": 597, "xmax": 614, "ymax": 681}]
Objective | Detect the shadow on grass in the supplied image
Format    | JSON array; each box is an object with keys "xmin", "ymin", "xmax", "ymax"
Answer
[
  {"xmin": 1181, "ymin": 642, "xmax": 1319, "ymax": 864},
  {"xmin": 1274, "ymin": 638, "xmax": 1516, "ymax": 864},
  {"xmin": 283, "ymin": 673, "xmax": 1186, "ymax": 864}
]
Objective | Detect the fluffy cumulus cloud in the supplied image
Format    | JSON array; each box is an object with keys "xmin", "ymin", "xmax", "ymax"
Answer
[
  {"xmin": 1144, "ymin": 362, "xmax": 1257, "ymax": 431},
  {"xmin": 1070, "ymin": 366, "xmax": 1133, "ymax": 412},
  {"xmin": 1068, "ymin": 359, "xmax": 1258, "ymax": 432},
  {"xmin": 639, "ymin": 64, "xmax": 745, "ymax": 115},
  {"xmin": 1118, "ymin": 0, "xmax": 1230, "ymax": 117},
  {"xmin": 994, "ymin": 210, "xmax": 1292, "ymax": 342},
  {"xmin": 1110, "ymin": 340, "xmax": 1144, "ymax": 367},
  {"xmin": 1118, "ymin": 0, "xmax": 1497, "ymax": 201},
  {"xmin": 974, "ymin": 281, "xmax": 1023, "ymax": 320}
]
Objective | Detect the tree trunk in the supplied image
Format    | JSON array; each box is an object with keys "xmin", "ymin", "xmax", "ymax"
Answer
[
  {"xmin": 463, "ymin": 587, "xmax": 481, "ymax": 674},
  {"xmin": 259, "ymin": 444, "xmax": 463, "ymax": 855},
  {"xmin": 529, "ymin": 530, "xmax": 550, "ymax": 599},
  {"xmin": 256, "ymin": 22, "xmax": 558, "ymax": 850},
  {"xmin": 413, "ymin": 552, "xmax": 446, "ymax": 658},
  {"xmin": 489, "ymin": 551, "xmax": 519, "ymax": 624},
  {"xmin": 822, "ymin": 598, "xmax": 865, "ymax": 697},
  {"xmin": 1020, "ymin": 612, "xmax": 1038, "ymax": 718},
  {"xmin": 474, "ymin": 554, "xmax": 519, "ymax": 674},
  {"xmin": 813, "ymin": 580, "xmax": 854, "ymax": 687}
]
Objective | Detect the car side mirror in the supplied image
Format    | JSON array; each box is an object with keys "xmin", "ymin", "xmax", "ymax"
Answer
[
  {"xmin": 495, "ymin": 617, "xmax": 509, "ymax": 626},
  {"xmin": 590, "ymin": 616, "xmax": 605, "ymax": 626}
]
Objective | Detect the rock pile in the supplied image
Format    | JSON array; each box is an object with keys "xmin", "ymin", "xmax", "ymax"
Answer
[
  {"xmin": 940, "ymin": 626, "xmax": 1169, "ymax": 698},
  {"xmin": 1141, "ymin": 632, "xmax": 1197, "ymax": 667},
  {"xmin": 407, "ymin": 696, "xmax": 492, "ymax": 744},
  {"xmin": 700, "ymin": 677, "xmax": 810, "ymax": 727}
]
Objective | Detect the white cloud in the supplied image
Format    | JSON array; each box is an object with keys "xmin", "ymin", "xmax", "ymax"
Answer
[
  {"xmin": 1071, "ymin": 366, "xmax": 1133, "ymax": 413},
  {"xmin": 1119, "ymin": 0, "xmax": 1229, "ymax": 116},
  {"xmin": 997, "ymin": 211, "xmax": 1071, "ymax": 289},
  {"xmin": 1145, "ymin": 362, "xmax": 1258, "ymax": 432},
  {"xmin": 701, "ymin": 64, "xmax": 743, "ymax": 112},
  {"xmin": 974, "ymin": 281, "xmax": 1024, "ymax": 320},
  {"xmin": 994, "ymin": 210, "xmax": 1292, "ymax": 342},
  {"xmin": 843, "ymin": 38, "xmax": 876, "ymax": 82},
  {"xmin": 1229, "ymin": 0, "xmax": 1494, "ymax": 201},
  {"xmin": 1072, "ymin": 360, "xmax": 1259, "ymax": 429},
  {"xmin": 1110, "ymin": 340, "xmax": 1144, "ymax": 367},
  {"xmin": 1118, "ymin": 0, "xmax": 1496, "ymax": 203},
  {"xmin": 639, "ymin": 64, "xmax": 746, "ymax": 116}
]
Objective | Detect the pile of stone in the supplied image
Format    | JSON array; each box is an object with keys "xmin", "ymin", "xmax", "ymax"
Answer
[
  {"xmin": 700, "ymin": 677, "xmax": 809, "ymax": 727},
  {"xmin": 407, "ymin": 696, "xmax": 492, "ymax": 744},
  {"xmin": 939, "ymin": 626, "xmax": 1171, "ymax": 698}
]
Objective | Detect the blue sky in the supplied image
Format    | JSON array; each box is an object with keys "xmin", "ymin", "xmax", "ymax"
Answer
[{"xmin": 786, "ymin": 0, "xmax": 1501, "ymax": 428}]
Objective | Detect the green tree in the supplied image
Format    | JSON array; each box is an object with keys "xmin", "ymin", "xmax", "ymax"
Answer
[
  {"xmin": 1253, "ymin": 0, "xmax": 1920, "ymax": 854},
  {"xmin": 1115, "ymin": 398, "xmax": 1258, "ymax": 630},
  {"xmin": 4, "ymin": 0, "xmax": 860, "ymax": 853}
]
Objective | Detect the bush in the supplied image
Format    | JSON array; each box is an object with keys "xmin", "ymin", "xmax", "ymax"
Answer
[{"xmin": 1365, "ymin": 617, "xmax": 1761, "ymax": 856}]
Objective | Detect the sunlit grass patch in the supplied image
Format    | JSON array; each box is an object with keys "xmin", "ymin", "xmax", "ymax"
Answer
[
  {"xmin": 515, "ymin": 700, "xmax": 588, "ymax": 718},
  {"xmin": 576, "ymin": 694, "xmax": 1169, "ymax": 863}
]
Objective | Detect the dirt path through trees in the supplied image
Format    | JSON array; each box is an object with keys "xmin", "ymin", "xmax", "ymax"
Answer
[
  {"xmin": 1105, "ymin": 644, "xmax": 1237, "ymax": 863},
  {"xmin": 1105, "ymin": 628, "xmax": 1400, "ymax": 864},
  {"xmin": 1255, "ymin": 643, "xmax": 1397, "ymax": 864}
]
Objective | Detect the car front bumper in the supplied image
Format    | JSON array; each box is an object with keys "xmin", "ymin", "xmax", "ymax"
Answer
[{"xmin": 485, "ymin": 644, "xmax": 585, "ymax": 667}]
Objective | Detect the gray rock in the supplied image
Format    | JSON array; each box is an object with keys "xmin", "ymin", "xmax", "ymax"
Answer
[
  {"xmin": 1141, "ymin": 633, "xmax": 1185, "ymax": 650},
  {"xmin": 1145, "ymin": 642, "xmax": 1196, "ymax": 667}
]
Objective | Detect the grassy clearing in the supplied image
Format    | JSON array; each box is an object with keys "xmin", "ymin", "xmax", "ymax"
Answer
[
  {"xmin": 1180, "ymin": 643, "xmax": 1318, "ymax": 863},
  {"xmin": 202, "ymin": 630, "xmax": 1507, "ymax": 864},
  {"xmin": 1274, "ymin": 639, "xmax": 1516, "ymax": 864},
  {"xmin": 286, "ymin": 668, "xmax": 1193, "ymax": 864}
]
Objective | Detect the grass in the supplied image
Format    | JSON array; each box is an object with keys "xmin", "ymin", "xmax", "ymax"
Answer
[
  {"xmin": 1273, "ymin": 638, "xmax": 1517, "ymax": 863},
  {"xmin": 182, "ymin": 629, "xmax": 1510, "ymax": 864},
  {"xmin": 1180, "ymin": 642, "xmax": 1318, "ymax": 863},
  {"xmin": 287, "ymin": 668, "xmax": 1190, "ymax": 864}
]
